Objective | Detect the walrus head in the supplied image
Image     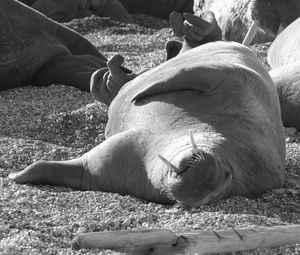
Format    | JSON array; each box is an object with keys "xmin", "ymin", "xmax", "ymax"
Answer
[
  {"xmin": 248, "ymin": 0, "xmax": 300, "ymax": 37},
  {"xmin": 159, "ymin": 132, "xmax": 232, "ymax": 207}
]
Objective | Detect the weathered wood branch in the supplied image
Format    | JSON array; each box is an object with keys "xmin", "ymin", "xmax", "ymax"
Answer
[{"xmin": 72, "ymin": 224, "xmax": 300, "ymax": 254}]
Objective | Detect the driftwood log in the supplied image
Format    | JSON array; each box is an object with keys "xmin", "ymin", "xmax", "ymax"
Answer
[{"xmin": 72, "ymin": 225, "xmax": 300, "ymax": 254}]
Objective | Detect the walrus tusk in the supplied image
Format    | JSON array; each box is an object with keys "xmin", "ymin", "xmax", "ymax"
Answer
[
  {"xmin": 189, "ymin": 131, "xmax": 198, "ymax": 153},
  {"xmin": 158, "ymin": 154, "xmax": 181, "ymax": 174},
  {"xmin": 276, "ymin": 24, "xmax": 284, "ymax": 35},
  {"xmin": 242, "ymin": 20, "xmax": 259, "ymax": 46}
]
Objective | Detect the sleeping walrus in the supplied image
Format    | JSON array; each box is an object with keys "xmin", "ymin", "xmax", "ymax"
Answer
[
  {"xmin": 18, "ymin": 0, "xmax": 133, "ymax": 23},
  {"xmin": 267, "ymin": 18, "xmax": 300, "ymax": 130},
  {"xmin": 0, "ymin": 0, "xmax": 132, "ymax": 99},
  {"xmin": 9, "ymin": 36, "xmax": 285, "ymax": 206},
  {"xmin": 243, "ymin": 10, "xmax": 300, "ymax": 130}
]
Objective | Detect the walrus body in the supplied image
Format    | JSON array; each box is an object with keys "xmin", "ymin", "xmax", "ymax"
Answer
[
  {"xmin": 119, "ymin": 0, "xmax": 193, "ymax": 20},
  {"xmin": 268, "ymin": 17, "xmax": 300, "ymax": 69},
  {"xmin": 18, "ymin": 0, "xmax": 133, "ymax": 23},
  {"xmin": 268, "ymin": 18, "xmax": 300, "ymax": 130},
  {"xmin": 10, "ymin": 41, "xmax": 285, "ymax": 207},
  {"xmin": 193, "ymin": 0, "xmax": 274, "ymax": 43},
  {"xmin": 0, "ymin": 0, "xmax": 107, "ymax": 91}
]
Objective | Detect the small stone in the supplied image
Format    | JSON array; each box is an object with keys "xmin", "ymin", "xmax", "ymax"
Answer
[
  {"xmin": 111, "ymin": 220, "xmax": 120, "ymax": 230},
  {"xmin": 148, "ymin": 202, "xmax": 156, "ymax": 208},
  {"xmin": 53, "ymin": 226, "xmax": 69, "ymax": 236},
  {"xmin": 35, "ymin": 212, "xmax": 43, "ymax": 217},
  {"xmin": 122, "ymin": 218, "xmax": 131, "ymax": 227},
  {"xmin": 35, "ymin": 222, "xmax": 44, "ymax": 227},
  {"xmin": 0, "ymin": 226, "xmax": 10, "ymax": 233},
  {"xmin": 141, "ymin": 222, "xmax": 149, "ymax": 228},
  {"xmin": 108, "ymin": 201, "xmax": 119, "ymax": 208},
  {"xmin": 77, "ymin": 227, "xmax": 87, "ymax": 234},
  {"xmin": 72, "ymin": 223, "xmax": 80, "ymax": 229}
]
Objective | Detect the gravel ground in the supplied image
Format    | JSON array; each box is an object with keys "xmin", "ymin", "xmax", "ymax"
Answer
[{"xmin": 0, "ymin": 15, "xmax": 299, "ymax": 255}]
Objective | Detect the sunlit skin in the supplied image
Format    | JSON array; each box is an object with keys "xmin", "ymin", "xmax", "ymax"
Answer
[{"xmin": 9, "ymin": 11, "xmax": 285, "ymax": 207}]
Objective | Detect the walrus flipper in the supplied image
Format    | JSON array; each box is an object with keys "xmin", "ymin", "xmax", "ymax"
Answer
[
  {"xmin": 131, "ymin": 42, "xmax": 265, "ymax": 102},
  {"xmin": 9, "ymin": 158, "xmax": 85, "ymax": 189},
  {"xmin": 9, "ymin": 130, "xmax": 168, "ymax": 203},
  {"xmin": 270, "ymin": 62, "xmax": 300, "ymax": 130},
  {"xmin": 54, "ymin": 24, "xmax": 107, "ymax": 61},
  {"xmin": 31, "ymin": 54, "xmax": 106, "ymax": 91}
]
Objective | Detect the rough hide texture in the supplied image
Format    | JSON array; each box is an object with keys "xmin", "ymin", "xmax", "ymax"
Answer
[
  {"xmin": 119, "ymin": 0, "xmax": 194, "ymax": 20},
  {"xmin": 0, "ymin": 0, "xmax": 107, "ymax": 91},
  {"xmin": 18, "ymin": 0, "xmax": 133, "ymax": 23},
  {"xmin": 10, "ymin": 41, "xmax": 285, "ymax": 207},
  {"xmin": 268, "ymin": 18, "xmax": 300, "ymax": 130},
  {"xmin": 193, "ymin": 0, "xmax": 273, "ymax": 43}
]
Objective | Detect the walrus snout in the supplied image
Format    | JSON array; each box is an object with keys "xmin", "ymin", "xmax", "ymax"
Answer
[{"xmin": 162, "ymin": 149, "xmax": 232, "ymax": 207}]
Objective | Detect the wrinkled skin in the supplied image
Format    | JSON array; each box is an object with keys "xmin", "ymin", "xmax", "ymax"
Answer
[
  {"xmin": 249, "ymin": 0, "xmax": 300, "ymax": 37},
  {"xmin": 10, "ymin": 13, "xmax": 285, "ymax": 207},
  {"xmin": 119, "ymin": 0, "xmax": 193, "ymax": 20},
  {"xmin": 1, "ymin": 0, "xmax": 133, "ymax": 104},
  {"xmin": 18, "ymin": 0, "xmax": 133, "ymax": 23},
  {"xmin": 268, "ymin": 18, "xmax": 300, "ymax": 130}
]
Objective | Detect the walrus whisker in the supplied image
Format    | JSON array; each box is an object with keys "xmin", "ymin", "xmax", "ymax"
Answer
[
  {"xmin": 187, "ymin": 150, "xmax": 206, "ymax": 168},
  {"xmin": 158, "ymin": 154, "xmax": 181, "ymax": 174}
]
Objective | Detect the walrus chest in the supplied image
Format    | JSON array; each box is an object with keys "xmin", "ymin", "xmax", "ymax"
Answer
[{"xmin": 106, "ymin": 88, "xmax": 258, "ymax": 139}]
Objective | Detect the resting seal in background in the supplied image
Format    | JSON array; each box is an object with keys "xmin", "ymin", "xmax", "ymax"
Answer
[
  {"xmin": 119, "ymin": 0, "xmax": 193, "ymax": 20},
  {"xmin": 173, "ymin": 10, "xmax": 300, "ymax": 132},
  {"xmin": 0, "ymin": 0, "xmax": 132, "ymax": 97},
  {"xmin": 18, "ymin": 0, "xmax": 133, "ymax": 23},
  {"xmin": 267, "ymin": 18, "xmax": 300, "ymax": 130},
  {"xmin": 9, "ymin": 40, "xmax": 285, "ymax": 207},
  {"xmin": 193, "ymin": 0, "xmax": 300, "ymax": 44}
]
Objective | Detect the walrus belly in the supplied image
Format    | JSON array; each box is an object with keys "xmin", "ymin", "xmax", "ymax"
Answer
[{"xmin": 107, "ymin": 41, "xmax": 285, "ymax": 197}]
